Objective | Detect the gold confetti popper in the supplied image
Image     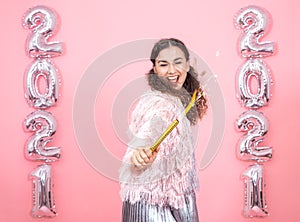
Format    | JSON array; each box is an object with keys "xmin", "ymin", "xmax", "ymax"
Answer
[{"xmin": 150, "ymin": 89, "xmax": 198, "ymax": 152}]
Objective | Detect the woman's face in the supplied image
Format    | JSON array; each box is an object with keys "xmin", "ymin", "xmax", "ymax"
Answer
[{"xmin": 153, "ymin": 46, "xmax": 190, "ymax": 90}]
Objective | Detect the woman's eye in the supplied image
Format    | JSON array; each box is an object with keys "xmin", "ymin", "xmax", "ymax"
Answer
[
  {"xmin": 159, "ymin": 63, "xmax": 168, "ymax": 67},
  {"xmin": 175, "ymin": 61, "xmax": 182, "ymax": 65}
]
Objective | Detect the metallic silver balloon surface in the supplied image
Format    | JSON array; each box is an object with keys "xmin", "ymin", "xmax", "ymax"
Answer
[
  {"xmin": 24, "ymin": 59, "xmax": 59, "ymax": 109},
  {"xmin": 236, "ymin": 110, "xmax": 272, "ymax": 162},
  {"xmin": 235, "ymin": 5, "xmax": 274, "ymax": 58},
  {"xmin": 23, "ymin": 5, "xmax": 63, "ymax": 58},
  {"xmin": 237, "ymin": 58, "xmax": 272, "ymax": 109},
  {"xmin": 122, "ymin": 191, "xmax": 199, "ymax": 222},
  {"xmin": 30, "ymin": 164, "xmax": 57, "ymax": 218},
  {"xmin": 242, "ymin": 164, "xmax": 269, "ymax": 217},
  {"xmin": 24, "ymin": 110, "xmax": 61, "ymax": 162}
]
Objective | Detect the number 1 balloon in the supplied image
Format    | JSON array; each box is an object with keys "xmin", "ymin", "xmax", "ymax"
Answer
[
  {"xmin": 242, "ymin": 164, "xmax": 269, "ymax": 217},
  {"xmin": 30, "ymin": 164, "xmax": 57, "ymax": 218}
]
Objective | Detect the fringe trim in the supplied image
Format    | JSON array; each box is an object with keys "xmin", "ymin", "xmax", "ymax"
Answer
[
  {"xmin": 120, "ymin": 156, "xmax": 199, "ymax": 209},
  {"xmin": 120, "ymin": 170, "xmax": 198, "ymax": 209}
]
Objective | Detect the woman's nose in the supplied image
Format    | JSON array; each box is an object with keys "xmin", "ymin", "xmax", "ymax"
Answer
[{"xmin": 168, "ymin": 63, "xmax": 176, "ymax": 74}]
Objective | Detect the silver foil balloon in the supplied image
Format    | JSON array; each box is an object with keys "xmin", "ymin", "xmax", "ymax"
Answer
[
  {"xmin": 30, "ymin": 164, "xmax": 57, "ymax": 218},
  {"xmin": 24, "ymin": 110, "xmax": 61, "ymax": 162},
  {"xmin": 236, "ymin": 110, "xmax": 272, "ymax": 162},
  {"xmin": 23, "ymin": 5, "xmax": 63, "ymax": 58},
  {"xmin": 237, "ymin": 58, "xmax": 272, "ymax": 109},
  {"xmin": 242, "ymin": 164, "xmax": 269, "ymax": 217},
  {"xmin": 25, "ymin": 59, "xmax": 59, "ymax": 109},
  {"xmin": 235, "ymin": 5, "xmax": 274, "ymax": 58}
]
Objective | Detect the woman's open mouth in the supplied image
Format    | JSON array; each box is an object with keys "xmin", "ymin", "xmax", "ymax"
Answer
[{"xmin": 167, "ymin": 75, "xmax": 179, "ymax": 83}]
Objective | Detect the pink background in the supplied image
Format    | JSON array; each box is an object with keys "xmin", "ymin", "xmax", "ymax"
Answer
[{"xmin": 1, "ymin": 0, "xmax": 299, "ymax": 221}]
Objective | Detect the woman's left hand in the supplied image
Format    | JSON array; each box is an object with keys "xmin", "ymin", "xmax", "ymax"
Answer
[{"xmin": 131, "ymin": 147, "xmax": 159, "ymax": 170}]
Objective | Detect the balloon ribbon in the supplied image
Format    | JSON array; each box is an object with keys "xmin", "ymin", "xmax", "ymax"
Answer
[{"xmin": 150, "ymin": 89, "xmax": 198, "ymax": 152}]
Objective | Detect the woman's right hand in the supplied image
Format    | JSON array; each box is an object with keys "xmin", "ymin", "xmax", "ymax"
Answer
[{"xmin": 131, "ymin": 147, "xmax": 159, "ymax": 170}]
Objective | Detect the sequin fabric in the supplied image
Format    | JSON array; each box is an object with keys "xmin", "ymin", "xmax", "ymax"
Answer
[
  {"xmin": 122, "ymin": 191, "xmax": 199, "ymax": 222},
  {"xmin": 119, "ymin": 90, "xmax": 199, "ymax": 210}
]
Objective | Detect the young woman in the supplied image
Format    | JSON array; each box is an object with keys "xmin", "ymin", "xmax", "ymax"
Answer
[{"xmin": 119, "ymin": 38, "xmax": 208, "ymax": 222}]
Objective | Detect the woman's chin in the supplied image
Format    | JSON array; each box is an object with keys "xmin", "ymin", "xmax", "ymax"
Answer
[{"xmin": 172, "ymin": 84, "xmax": 182, "ymax": 90}]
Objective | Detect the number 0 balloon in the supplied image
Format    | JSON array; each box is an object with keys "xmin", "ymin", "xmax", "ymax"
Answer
[
  {"xmin": 24, "ymin": 59, "xmax": 60, "ymax": 109},
  {"xmin": 236, "ymin": 59, "xmax": 272, "ymax": 109}
]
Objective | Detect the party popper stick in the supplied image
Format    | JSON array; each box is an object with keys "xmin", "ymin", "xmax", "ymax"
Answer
[{"xmin": 150, "ymin": 89, "xmax": 198, "ymax": 152}]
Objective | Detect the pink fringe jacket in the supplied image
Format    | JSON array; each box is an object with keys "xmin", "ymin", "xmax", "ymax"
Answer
[{"xmin": 119, "ymin": 90, "xmax": 199, "ymax": 209}]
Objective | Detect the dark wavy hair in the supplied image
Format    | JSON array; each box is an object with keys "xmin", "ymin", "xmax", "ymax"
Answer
[{"xmin": 147, "ymin": 38, "xmax": 208, "ymax": 122}]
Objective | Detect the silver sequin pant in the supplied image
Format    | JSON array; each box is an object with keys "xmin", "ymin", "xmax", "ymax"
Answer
[{"xmin": 122, "ymin": 191, "xmax": 199, "ymax": 222}]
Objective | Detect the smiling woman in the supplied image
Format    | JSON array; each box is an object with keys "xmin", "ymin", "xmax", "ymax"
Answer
[
  {"xmin": 119, "ymin": 38, "xmax": 208, "ymax": 222},
  {"xmin": 153, "ymin": 46, "xmax": 189, "ymax": 89},
  {"xmin": 148, "ymin": 38, "xmax": 208, "ymax": 123}
]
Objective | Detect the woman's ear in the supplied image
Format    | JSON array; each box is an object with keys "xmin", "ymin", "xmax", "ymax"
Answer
[{"xmin": 186, "ymin": 61, "xmax": 190, "ymax": 72}]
